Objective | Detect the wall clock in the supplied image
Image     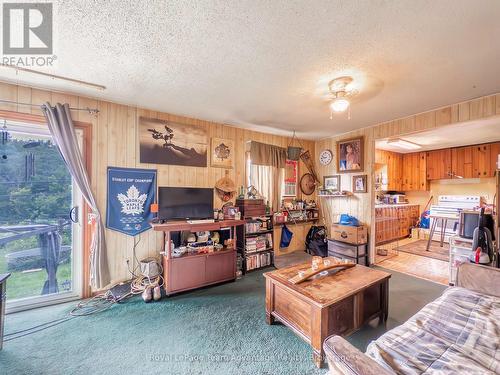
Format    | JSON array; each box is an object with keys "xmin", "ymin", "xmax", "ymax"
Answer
[{"xmin": 319, "ymin": 149, "xmax": 333, "ymax": 165}]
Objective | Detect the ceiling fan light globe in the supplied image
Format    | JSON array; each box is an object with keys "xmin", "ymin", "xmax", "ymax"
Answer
[{"xmin": 330, "ymin": 98, "xmax": 350, "ymax": 112}]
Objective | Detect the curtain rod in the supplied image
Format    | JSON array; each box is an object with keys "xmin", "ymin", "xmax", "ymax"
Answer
[{"xmin": 0, "ymin": 99, "xmax": 99, "ymax": 114}]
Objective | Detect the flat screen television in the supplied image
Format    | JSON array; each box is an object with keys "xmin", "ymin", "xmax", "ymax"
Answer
[{"xmin": 158, "ymin": 187, "xmax": 214, "ymax": 221}]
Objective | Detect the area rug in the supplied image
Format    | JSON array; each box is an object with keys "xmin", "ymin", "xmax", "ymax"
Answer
[
  {"xmin": 0, "ymin": 268, "xmax": 445, "ymax": 375},
  {"xmin": 274, "ymin": 251, "xmax": 312, "ymax": 269},
  {"xmin": 396, "ymin": 240, "xmax": 449, "ymax": 261}
]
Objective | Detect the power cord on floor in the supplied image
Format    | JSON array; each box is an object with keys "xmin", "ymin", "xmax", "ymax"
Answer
[
  {"xmin": 5, "ymin": 253, "xmax": 163, "ymax": 342},
  {"xmin": 4, "ymin": 316, "xmax": 75, "ymax": 342}
]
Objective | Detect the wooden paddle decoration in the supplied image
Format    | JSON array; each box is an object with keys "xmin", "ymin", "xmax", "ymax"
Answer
[
  {"xmin": 289, "ymin": 261, "xmax": 356, "ymax": 284},
  {"xmin": 299, "ymin": 150, "xmax": 320, "ymax": 183}
]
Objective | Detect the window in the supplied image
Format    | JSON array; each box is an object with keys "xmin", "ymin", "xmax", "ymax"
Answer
[{"xmin": 246, "ymin": 151, "xmax": 289, "ymax": 211}]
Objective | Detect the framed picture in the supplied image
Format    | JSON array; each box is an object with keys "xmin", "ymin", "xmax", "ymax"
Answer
[
  {"xmin": 337, "ymin": 136, "xmax": 364, "ymax": 172},
  {"xmin": 352, "ymin": 175, "xmax": 367, "ymax": 193},
  {"xmin": 139, "ymin": 117, "xmax": 207, "ymax": 167},
  {"xmin": 283, "ymin": 160, "xmax": 298, "ymax": 197},
  {"xmin": 211, "ymin": 137, "xmax": 234, "ymax": 168},
  {"xmin": 323, "ymin": 175, "xmax": 340, "ymax": 192}
]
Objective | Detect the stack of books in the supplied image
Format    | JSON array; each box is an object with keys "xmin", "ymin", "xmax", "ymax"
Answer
[
  {"xmin": 245, "ymin": 221, "xmax": 263, "ymax": 233},
  {"xmin": 246, "ymin": 234, "xmax": 270, "ymax": 253},
  {"xmin": 245, "ymin": 252, "xmax": 272, "ymax": 271}
]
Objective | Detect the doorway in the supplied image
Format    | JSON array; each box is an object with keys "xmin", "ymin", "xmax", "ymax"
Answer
[
  {"xmin": 372, "ymin": 117, "xmax": 500, "ymax": 285},
  {"xmin": 0, "ymin": 119, "xmax": 83, "ymax": 312}
]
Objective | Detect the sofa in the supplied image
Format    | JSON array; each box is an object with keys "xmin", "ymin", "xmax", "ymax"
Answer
[{"xmin": 323, "ymin": 263, "xmax": 500, "ymax": 374}]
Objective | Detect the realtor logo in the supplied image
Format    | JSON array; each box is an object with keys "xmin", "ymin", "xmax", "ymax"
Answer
[{"xmin": 3, "ymin": 2, "xmax": 53, "ymax": 55}]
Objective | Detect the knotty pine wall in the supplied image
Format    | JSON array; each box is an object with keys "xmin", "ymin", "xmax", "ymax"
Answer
[
  {"xmin": 315, "ymin": 93, "xmax": 500, "ymax": 262},
  {"xmin": 0, "ymin": 81, "xmax": 314, "ymax": 288}
]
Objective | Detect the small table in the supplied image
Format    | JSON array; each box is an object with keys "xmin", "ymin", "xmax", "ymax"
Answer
[
  {"xmin": 426, "ymin": 214, "xmax": 459, "ymax": 251},
  {"xmin": 264, "ymin": 261, "xmax": 390, "ymax": 368},
  {"xmin": 0, "ymin": 273, "xmax": 11, "ymax": 350}
]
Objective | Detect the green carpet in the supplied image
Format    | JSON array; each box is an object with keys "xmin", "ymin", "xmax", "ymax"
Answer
[{"xmin": 0, "ymin": 267, "xmax": 445, "ymax": 375}]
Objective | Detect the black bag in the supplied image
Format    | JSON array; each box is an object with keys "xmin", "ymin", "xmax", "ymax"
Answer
[{"xmin": 305, "ymin": 225, "xmax": 328, "ymax": 257}]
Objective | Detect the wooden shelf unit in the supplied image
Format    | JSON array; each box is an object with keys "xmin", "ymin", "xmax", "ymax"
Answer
[
  {"xmin": 152, "ymin": 219, "xmax": 245, "ymax": 295},
  {"xmin": 236, "ymin": 215, "xmax": 274, "ymax": 273}
]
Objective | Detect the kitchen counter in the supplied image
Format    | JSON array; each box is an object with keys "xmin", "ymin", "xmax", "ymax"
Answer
[
  {"xmin": 375, "ymin": 204, "xmax": 420, "ymax": 245},
  {"xmin": 375, "ymin": 203, "xmax": 419, "ymax": 208}
]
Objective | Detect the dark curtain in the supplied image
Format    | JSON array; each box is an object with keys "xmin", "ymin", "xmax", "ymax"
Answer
[{"xmin": 249, "ymin": 141, "xmax": 287, "ymax": 168}]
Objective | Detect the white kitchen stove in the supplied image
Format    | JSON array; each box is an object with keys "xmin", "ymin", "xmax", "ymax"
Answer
[{"xmin": 429, "ymin": 195, "xmax": 482, "ymax": 242}]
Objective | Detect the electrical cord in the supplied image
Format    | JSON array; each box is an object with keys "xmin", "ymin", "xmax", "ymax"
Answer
[
  {"xmin": 5, "ymin": 256, "xmax": 163, "ymax": 342},
  {"xmin": 130, "ymin": 261, "xmax": 164, "ymax": 295},
  {"xmin": 4, "ymin": 316, "xmax": 74, "ymax": 338},
  {"xmin": 4, "ymin": 316, "xmax": 76, "ymax": 342}
]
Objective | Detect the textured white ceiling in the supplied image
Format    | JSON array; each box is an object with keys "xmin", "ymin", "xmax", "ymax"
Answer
[{"xmin": 1, "ymin": 0, "xmax": 500, "ymax": 139}]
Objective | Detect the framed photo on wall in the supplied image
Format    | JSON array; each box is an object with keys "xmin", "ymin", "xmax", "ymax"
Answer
[
  {"xmin": 352, "ymin": 175, "xmax": 367, "ymax": 193},
  {"xmin": 139, "ymin": 117, "xmax": 207, "ymax": 167},
  {"xmin": 337, "ymin": 136, "xmax": 364, "ymax": 173},
  {"xmin": 211, "ymin": 137, "xmax": 234, "ymax": 168},
  {"xmin": 323, "ymin": 175, "xmax": 340, "ymax": 192}
]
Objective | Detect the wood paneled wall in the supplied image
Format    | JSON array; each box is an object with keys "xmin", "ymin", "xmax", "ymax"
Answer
[
  {"xmin": 0, "ymin": 81, "xmax": 314, "ymax": 288},
  {"xmin": 315, "ymin": 93, "xmax": 500, "ymax": 262}
]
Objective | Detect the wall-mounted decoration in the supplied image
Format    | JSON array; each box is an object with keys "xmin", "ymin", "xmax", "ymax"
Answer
[
  {"xmin": 211, "ymin": 137, "xmax": 234, "ymax": 168},
  {"xmin": 352, "ymin": 174, "xmax": 367, "ymax": 193},
  {"xmin": 106, "ymin": 167, "xmax": 157, "ymax": 236},
  {"xmin": 139, "ymin": 117, "xmax": 207, "ymax": 167},
  {"xmin": 215, "ymin": 170, "xmax": 236, "ymax": 202},
  {"xmin": 319, "ymin": 149, "xmax": 333, "ymax": 165},
  {"xmin": 337, "ymin": 136, "xmax": 363, "ymax": 173},
  {"xmin": 283, "ymin": 159, "xmax": 298, "ymax": 197},
  {"xmin": 323, "ymin": 175, "xmax": 340, "ymax": 192},
  {"xmin": 299, "ymin": 173, "xmax": 316, "ymax": 196},
  {"xmin": 299, "ymin": 150, "xmax": 320, "ymax": 183}
]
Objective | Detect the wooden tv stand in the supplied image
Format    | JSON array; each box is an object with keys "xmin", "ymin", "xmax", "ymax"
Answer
[{"xmin": 152, "ymin": 219, "xmax": 245, "ymax": 295}]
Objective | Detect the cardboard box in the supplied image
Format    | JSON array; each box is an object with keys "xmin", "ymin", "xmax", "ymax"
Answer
[
  {"xmin": 419, "ymin": 228, "xmax": 430, "ymax": 240},
  {"xmin": 330, "ymin": 224, "xmax": 368, "ymax": 245}
]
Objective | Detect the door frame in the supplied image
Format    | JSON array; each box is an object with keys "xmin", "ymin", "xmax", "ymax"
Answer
[{"xmin": 0, "ymin": 109, "xmax": 93, "ymax": 299}]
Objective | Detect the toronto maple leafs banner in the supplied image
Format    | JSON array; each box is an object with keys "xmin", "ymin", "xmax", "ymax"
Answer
[{"xmin": 106, "ymin": 167, "xmax": 157, "ymax": 236}]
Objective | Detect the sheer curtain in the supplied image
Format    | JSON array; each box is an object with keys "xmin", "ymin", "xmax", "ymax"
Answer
[
  {"xmin": 249, "ymin": 164, "xmax": 284, "ymax": 212},
  {"xmin": 248, "ymin": 141, "xmax": 287, "ymax": 212},
  {"xmin": 42, "ymin": 102, "xmax": 110, "ymax": 290}
]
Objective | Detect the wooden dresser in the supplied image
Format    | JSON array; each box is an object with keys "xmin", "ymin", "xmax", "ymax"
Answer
[{"xmin": 152, "ymin": 220, "xmax": 244, "ymax": 295}]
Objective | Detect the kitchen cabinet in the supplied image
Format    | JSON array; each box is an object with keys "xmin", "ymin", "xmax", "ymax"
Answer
[
  {"xmin": 473, "ymin": 144, "xmax": 491, "ymax": 177},
  {"xmin": 379, "ymin": 141, "xmax": 497, "ymax": 187},
  {"xmin": 387, "ymin": 152, "xmax": 402, "ymax": 190},
  {"xmin": 375, "ymin": 205, "xmax": 419, "ymax": 245},
  {"xmin": 451, "ymin": 146, "xmax": 473, "ymax": 179},
  {"xmin": 426, "ymin": 149, "xmax": 452, "ymax": 180},
  {"xmin": 375, "ymin": 150, "xmax": 403, "ymax": 190},
  {"xmin": 490, "ymin": 142, "xmax": 500, "ymax": 175},
  {"xmin": 375, "ymin": 150, "xmax": 402, "ymax": 190},
  {"xmin": 401, "ymin": 152, "xmax": 427, "ymax": 191}
]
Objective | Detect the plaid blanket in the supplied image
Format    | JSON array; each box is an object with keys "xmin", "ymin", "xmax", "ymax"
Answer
[{"xmin": 366, "ymin": 287, "xmax": 500, "ymax": 374}]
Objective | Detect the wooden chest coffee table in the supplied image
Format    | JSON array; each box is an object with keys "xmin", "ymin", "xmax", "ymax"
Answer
[{"xmin": 264, "ymin": 260, "xmax": 390, "ymax": 367}]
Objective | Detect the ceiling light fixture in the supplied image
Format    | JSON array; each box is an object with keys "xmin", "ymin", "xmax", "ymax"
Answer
[
  {"xmin": 327, "ymin": 76, "xmax": 357, "ymax": 119},
  {"xmin": 330, "ymin": 98, "xmax": 350, "ymax": 112},
  {"xmin": 387, "ymin": 138, "xmax": 422, "ymax": 150}
]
